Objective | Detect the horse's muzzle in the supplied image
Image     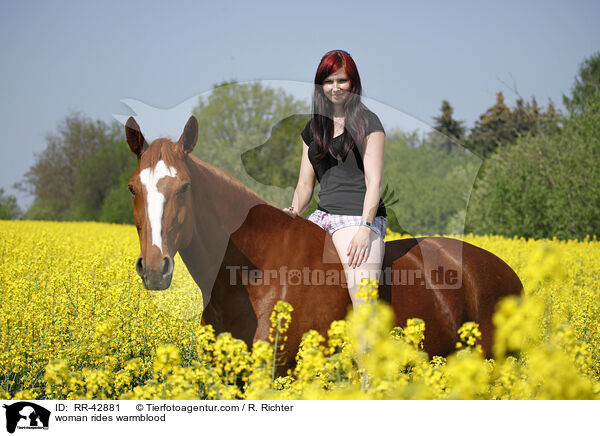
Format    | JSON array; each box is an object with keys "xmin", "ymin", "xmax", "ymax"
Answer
[{"xmin": 136, "ymin": 254, "xmax": 174, "ymax": 290}]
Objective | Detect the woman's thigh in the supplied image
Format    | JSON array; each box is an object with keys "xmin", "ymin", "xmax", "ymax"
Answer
[{"xmin": 331, "ymin": 225, "xmax": 385, "ymax": 292}]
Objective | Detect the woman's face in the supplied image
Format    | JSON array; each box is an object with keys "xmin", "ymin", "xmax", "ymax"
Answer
[{"xmin": 322, "ymin": 68, "xmax": 352, "ymax": 106}]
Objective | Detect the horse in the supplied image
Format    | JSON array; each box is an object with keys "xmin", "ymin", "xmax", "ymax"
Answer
[{"xmin": 125, "ymin": 115, "xmax": 522, "ymax": 374}]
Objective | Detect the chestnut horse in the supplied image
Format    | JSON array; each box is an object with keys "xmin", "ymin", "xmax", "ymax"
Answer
[{"xmin": 126, "ymin": 115, "xmax": 522, "ymax": 373}]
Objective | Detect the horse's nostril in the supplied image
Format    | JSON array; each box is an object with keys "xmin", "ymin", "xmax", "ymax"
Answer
[
  {"xmin": 135, "ymin": 255, "xmax": 144, "ymax": 276},
  {"xmin": 162, "ymin": 256, "xmax": 173, "ymax": 276}
]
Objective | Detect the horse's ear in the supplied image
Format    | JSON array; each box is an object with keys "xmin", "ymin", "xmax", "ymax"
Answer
[
  {"xmin": 125, "ymin": 117, "xmax": 147, "ymax": 158},
  {"xmin": 178, "ymin": 116, "xmax": 198, "ymax": 154}
]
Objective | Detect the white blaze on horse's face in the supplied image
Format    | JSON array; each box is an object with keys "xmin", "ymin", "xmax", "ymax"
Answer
[{"xmin": 139, "ymin": 160, "xmax": 177, "ymax": 254}]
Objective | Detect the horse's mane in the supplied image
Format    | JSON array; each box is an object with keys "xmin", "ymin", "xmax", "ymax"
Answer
[
  {"xmin": 186, "ymin": 154, "xmax": 329, "ymax": 239},
  {"xmin": 188, "ymin": 154, "xmax": 267, "ymax": 205}
]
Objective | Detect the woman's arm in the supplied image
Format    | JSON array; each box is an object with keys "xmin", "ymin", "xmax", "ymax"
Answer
[
  {"xmin": 285, "ymin": 140, "xmax": 316, "ymax": 216},
  {"xmin": 361, "ymin": 130, "xmax": 385, "ymax": 223},
  {"xmin": 347, "ymin": 130, "xmax": 385, "ymax": 267}
]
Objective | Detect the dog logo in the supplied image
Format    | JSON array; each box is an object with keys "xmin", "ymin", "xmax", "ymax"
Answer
[{"xmin": 3, "ymin": 402, "xmax": 51, "ymax": 433}]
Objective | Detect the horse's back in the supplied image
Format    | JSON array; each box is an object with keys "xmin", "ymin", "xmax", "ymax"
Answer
[
  {"xmin": 231, "ymin": 205, "xmax": 523, "ymax": 359},
  {"xmin": 381, "ymin": 237, "xmax": 522, "ymax": 357}
]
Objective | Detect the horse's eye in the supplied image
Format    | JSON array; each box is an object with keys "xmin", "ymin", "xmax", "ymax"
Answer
[
  {"xmin": 128, "ymin": 185, "xmax": 136, "ymax": 196},
  {"xmin": 178, "ymin": 183, "xmax": 191, "ymax": 196}
]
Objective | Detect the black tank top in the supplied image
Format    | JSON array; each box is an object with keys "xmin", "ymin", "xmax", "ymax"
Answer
[{"xmin": 301, "ymin": 108, "xmax": 387, "ymax": 217}]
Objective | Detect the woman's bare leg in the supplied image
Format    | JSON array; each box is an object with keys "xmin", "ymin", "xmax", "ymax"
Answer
[
  {"xmin": 331, "ymin": 225, "xmax": 385, "ymax": 310},
  {"xmin": 331, "ymin": 225, "xmax": 385, "ymax": 390}
]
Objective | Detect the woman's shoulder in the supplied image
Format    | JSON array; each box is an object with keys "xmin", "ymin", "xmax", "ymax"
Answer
[
  {"xmin": 301, "ymin": 118, "xmax": 313, "ymax": 145},
  {"xmin": 362, "ymin": 106, "xmax": 385, "ymax": 135}
]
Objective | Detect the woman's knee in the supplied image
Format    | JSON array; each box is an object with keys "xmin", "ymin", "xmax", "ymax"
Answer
[{"xmin": 347, "ymin": 265, "xmax": 381, "ymax": 287}]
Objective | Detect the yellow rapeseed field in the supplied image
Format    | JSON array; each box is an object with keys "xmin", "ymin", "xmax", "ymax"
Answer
[{"xmin": 0, "ymin": 220, "xmax": 599, "ymax": 399}]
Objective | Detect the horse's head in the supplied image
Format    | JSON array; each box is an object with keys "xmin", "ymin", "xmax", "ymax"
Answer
[{"xmin": 126, "ymin": 116, "xmax": 199, "ymax": 290}]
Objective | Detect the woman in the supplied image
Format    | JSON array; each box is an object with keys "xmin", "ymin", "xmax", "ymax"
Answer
[{"xmin": 283, "ymin": 49, "xmax": 387, "ymax": 310}]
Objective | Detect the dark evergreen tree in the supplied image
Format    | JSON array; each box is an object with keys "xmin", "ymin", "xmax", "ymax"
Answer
[
  {"xmin": 431, "ymin": 100, "xmax": 466, "ymax": 151},
  {"xmin": 466, "ymin": 92, "xmax": 562, "ymax": 158},
  {"xmin": 466, "ymin": 92, "xmax": 512, "ymax": 158}
]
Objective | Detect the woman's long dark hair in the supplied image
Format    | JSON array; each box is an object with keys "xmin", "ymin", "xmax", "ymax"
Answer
[{"xmin": 311, "ymin": 50, "xmax": 369, "ymax": 163}]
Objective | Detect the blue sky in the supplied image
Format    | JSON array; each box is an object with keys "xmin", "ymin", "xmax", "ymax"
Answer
[{"xmin": 1, "ymin": 0, "xmax": 599, "ymax": 209}]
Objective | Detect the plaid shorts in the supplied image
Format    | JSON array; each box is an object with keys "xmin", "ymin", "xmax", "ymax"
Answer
[{"xmin": 307, "ymin": 209, "xmax": 387, "ymax": 240}]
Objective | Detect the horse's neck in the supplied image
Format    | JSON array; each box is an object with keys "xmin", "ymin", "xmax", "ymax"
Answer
[
  {"xmin": 180, "ymin": 155, "xmax": 268, "ymax": 308},
  {"xmin": 189, "ymin": 155, "xmax": 267, "ymax": 235}
]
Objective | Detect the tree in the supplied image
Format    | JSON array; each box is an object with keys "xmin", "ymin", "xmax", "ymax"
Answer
[
  {"xmin": 380, "ymin": 128, "xmax": 481, "ymax": 235},
  {"xmin": 563, "ymin": 51, "xmax": 600, "ymax": 115},
  {"xmin": 466, "ymin": 92, "xmax": 562, "ymax": 158},
  {"xmin": 465, "ymin": 98, "xmax": 600, "ymax": 240},
  {"xmin": 76, "ymin": 127, "xmax": 136, "ymax": 222},
  {"xmin": 192, "ymin": 81, "xmax": 309, "ymax": 209},
  {"xmin": 465, "ymin": 52, "xmax": 600, "ymax": 239},
  {"xmin": 431, "ymin": 100, "xmax": 466, "ymax": 151},
  {"xmin": 466, "ymin": 92, "xmax": 513, "ymax": 158},
  {"xmin": 241, "ymin": 113, "xmax": 311, "ymax": 190},
  {"xmin": 509, "ymin": 97, "xmax": 562, "ymax": 139},
  {"xmin": 18, "ymin": 112, "xmax": 131, "ymax": 221},
  {"xmin": 0, "ymin": 189, "xmax": 21, "ymax": 219},
  {"xmin": 98, "ymin": 167, "xmax": 136, "ymax": 224}
]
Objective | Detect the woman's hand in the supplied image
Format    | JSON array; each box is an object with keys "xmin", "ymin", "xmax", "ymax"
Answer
[
  {"xmin": 347, "ymin": 226, "xmax": 371, "ymax": 268},
  {"xmin": 282, "ymin": 207, "xmax": 298, "ymax": 218}
]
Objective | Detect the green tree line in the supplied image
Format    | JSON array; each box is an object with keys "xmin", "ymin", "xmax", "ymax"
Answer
[
  {"xmin": 464, "ymin": 52, "xmax": 600, "ymax": 239},
  {"xmin": 8, "ymin": 51, "xmax": 599, "ymax": 240}
]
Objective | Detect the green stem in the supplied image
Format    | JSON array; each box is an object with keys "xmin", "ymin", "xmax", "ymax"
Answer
[{"xmin": 271, "ymin": 318, "xmax": 281, "ymax": 381}]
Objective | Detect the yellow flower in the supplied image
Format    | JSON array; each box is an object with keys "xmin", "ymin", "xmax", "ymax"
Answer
[{"xmin": 2, "ymin": 221, "xmax": 599, "ymax": 400}]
